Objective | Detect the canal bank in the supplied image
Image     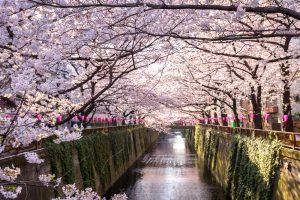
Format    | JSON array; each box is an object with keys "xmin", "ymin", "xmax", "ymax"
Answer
[
  {"xmin": 105, "ymin": 133, "xmax": 225, "ymax": 200},
  {"xmin": 185, "ymin": 125, "xmax": 300, "ymax": 200},
  {"xmin": 0, "ymin": 125, "xmax": 158, "ymax": 199}
]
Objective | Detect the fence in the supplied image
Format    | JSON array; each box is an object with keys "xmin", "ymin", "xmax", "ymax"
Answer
[{"xmin": 170, "ymin": 124, "xmax": 300, "ymax": 150}]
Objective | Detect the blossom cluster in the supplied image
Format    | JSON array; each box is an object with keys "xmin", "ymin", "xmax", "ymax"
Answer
[
  {"xmin": 39, "ymin": 174, "xmax": 61, "ymax": 187},
  {"xmin": 54, "ymin": 126, "xmax": 83, "ymax": 144},
  {"xmin": 24, "ymin": 152, "xmax": 44, "ymax": 164},
  {"xmin": 52, "ymin": 184, "xmax": 101, "ymax": 200},
  {"xmin": 0, "ymin": 165, "xmax": 20, "ymax": 182},
  {"xmin": 0, "ymin": 186, "xmax": 22, "ymax": 199},
  {"xmin": 0, "ymin": 165, "xmax": 22, "ymax": 199}
]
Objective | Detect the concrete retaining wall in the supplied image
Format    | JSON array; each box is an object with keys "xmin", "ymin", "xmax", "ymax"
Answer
[
  {"xmin": 0, "ymin": 126, "xmax": 159, "ymax": 200},
  {"xmin": 185, "ymin": 125, "xmax": 300, "ymax": 200}
]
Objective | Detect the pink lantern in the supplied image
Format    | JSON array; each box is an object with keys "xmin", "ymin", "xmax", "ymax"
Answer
[
  {"xmin": 283, "ymin": 115, "xmax": 288, "ymax": 122},
  {"xmin": 81, "ymin": 116, "xmax": 85, "ymax": 121},
  {"xmin": 36, "ymin": 114, "xmax": 43, "ymax": 121},
  {"xmin": 250, "ymin": 114, "xmax": 255, "ymax": 120},
  {"xmin": 264, "ymin": 113, "xmax": 270, "ymax": 121},
  {"xmin": 239, "ymin": 116, "xmax": 244, "ymax": 121},
  {"xmin": 57, "ymin": 115, "xmax": 62, "ymax": 122},
  {"xmin": 74, "ymin": 116, "xmax": 78, "ymax": 121}
]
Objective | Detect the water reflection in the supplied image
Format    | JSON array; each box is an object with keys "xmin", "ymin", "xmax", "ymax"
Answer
[{"xmin": 105, "ymin": 133, "xmax": 225, "ymax": 200}]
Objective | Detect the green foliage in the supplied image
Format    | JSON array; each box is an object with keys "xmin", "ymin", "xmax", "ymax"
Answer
[
  {"xmin": 194, "ymin": 126, "xmax": 201, "ymax": 151},
  {"xmin": 189, "ymin": 125, "xmax": 281, "ymax": 200},
  {"xmin": 109, "ymin": 129, "xmax": 132, "ymax": 170},
  {"xmin": 45, "ymin": 141, "xmax": 75, "ymax": 184},
  {"xmin": 227, "ymin": 136, "xmax": 281, "ymax": 200},
  {"xmin": 202, "ymin": 128, "xmax": 220, "ymax": 169},
  {"xmin": 75, "ymin": 139, "xmax": 96, "ymax": 189},
  {"xmin": 45, "ymin": 126, "xmax": 152, "ymax": 191},
  {"xmin": 4, "ymin": 186, "xmax": 18, "ymax": 192}
]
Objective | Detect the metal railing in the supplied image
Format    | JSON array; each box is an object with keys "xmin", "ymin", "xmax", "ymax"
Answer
[{"xmin": 171, "ymin": 124, "xmax": 300, "ymax": 151}]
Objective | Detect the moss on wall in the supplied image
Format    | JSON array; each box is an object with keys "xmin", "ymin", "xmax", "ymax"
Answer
[
  {"xmin": 44, "ymin": 126, "xmax": 158, "ymax": 195},
  {"xmin": 45, "ymin": 142, "xmax": 75, "ymax": 184},
  {"xmin": 227, "ymin": 136, "xmax": 281, "ymax": 200},
  {"xmin": 188, "ymin": 125, "xmax": 281, "ymax": 200}
]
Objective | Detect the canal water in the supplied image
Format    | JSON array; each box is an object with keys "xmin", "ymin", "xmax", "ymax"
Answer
[{"xmin": 105, "ymin": 133, "xmax": 225, "ymax": 200}]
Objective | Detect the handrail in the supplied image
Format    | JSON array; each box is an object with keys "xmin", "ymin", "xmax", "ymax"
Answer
[{"xmin": 171, "ymin": 123, "xmax": 300, "ymax": 151}]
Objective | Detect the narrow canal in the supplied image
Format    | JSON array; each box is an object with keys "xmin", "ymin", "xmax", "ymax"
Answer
[{"xmin": 105, "ymin": 132, "xmax": 225, "ymax": 200}]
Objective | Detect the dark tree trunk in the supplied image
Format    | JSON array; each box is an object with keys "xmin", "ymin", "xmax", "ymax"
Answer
[
  {"xmin": 221, "ymin": 113, "xmax": 228, "ymax": 126},
  {"xmin": 282, "ymin": 79, "xmax": 294, "ymax": 132},
  {"xmin": 250, "ymin": 86, "xmax": 263, "ymax": 129},
  {"xmin": 214, "ymin": 112, "xmax": 219, "ymax": 125},
  {"xmin": 206, "ymin": 112, "xmax": 211, "ymax": 124},
  {"xmin": 232, "ymin": 98, "xmax": 240, "ymax": 127},
  {"xmin": 220, "ymin": 104, "xmax": 228, "ymax": 126},
  {"xmin": 281, "ymin": 37, "xmax": 294, "ymax": 132}
]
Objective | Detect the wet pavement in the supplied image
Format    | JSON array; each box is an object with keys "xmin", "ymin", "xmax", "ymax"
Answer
[{"xmin": 105, "ymin": 133, "xmax": 225, "ymax": 200}]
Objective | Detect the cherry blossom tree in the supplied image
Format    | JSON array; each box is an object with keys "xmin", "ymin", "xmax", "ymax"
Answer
[{"xmin": 0, "ymin": 0, "xmax": 300, "ymax": 198}]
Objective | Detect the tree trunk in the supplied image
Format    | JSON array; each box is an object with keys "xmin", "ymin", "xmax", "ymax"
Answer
[
  {"xmin": 250, "ymin": 86, "xmax": 263, "ymax": 129},
  {"xmin": 220, "ymin": 104, "xmax": 228, "ymax": 126},
  {"xmin": 221, "ymin": 113, "xmax": 228, "ymax": 126},
  {"xmin": 232, "ymin": 98, "xmax": 240, "ymax": 127},
  {"xmin": 214, "ymin": 112, "xmax": 219, "ymax": 125},
  {"xmin": 206, "ymin": 112, "xmax": 211, "ymax": 124},
  {"xmin": 281, "ymin": 37, "xmax": 294, "ymax": 132},
  {"xmin": 282, "ymin": 83, "xmax": 294, "ymax": 132},
  {"xmin": 280, "ymin": 37, "xmax": 294, "ymax": 132}
]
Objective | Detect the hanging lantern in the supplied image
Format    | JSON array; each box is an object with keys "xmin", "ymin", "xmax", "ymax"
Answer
[
  {"xmin": 57, "ymin": 115, "xmax": 62, "ymax": 122},
  {"xmin": 264, "ymin": 113, "xmax": 270, "ymax": 121},
  {"xmin": 239, "ymin": 116, "xmax": 244, "ymax": 121},
  {"xmin": 36, "ymin": 114, "xmax": 43, "ymax": 121},
  {"xmin": 283, "ymin": 115, "xmax": 288, "ymax": 122}
]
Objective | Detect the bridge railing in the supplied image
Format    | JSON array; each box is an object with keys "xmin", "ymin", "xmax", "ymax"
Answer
[{"xmin": 172, "ymin": 124, "xmax": 300, "ymax": 151}]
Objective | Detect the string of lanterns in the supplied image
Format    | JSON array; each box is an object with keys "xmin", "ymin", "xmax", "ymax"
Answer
[
  {"xmin": 0, "ymin": 114, "xmax": 144, "ymax": 123},
  {"xmin": 179, "ymin": 114, "xmax": 289, "ymax": 123}
]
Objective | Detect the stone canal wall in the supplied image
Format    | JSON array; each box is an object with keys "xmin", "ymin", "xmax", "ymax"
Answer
[
  {"xmin": 0, "ymin": 125, "xmax": 159, "ymax": 199},
  {"xmin": 185, "ymin": 125, "xmax": 300, "ymax": 200}
]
